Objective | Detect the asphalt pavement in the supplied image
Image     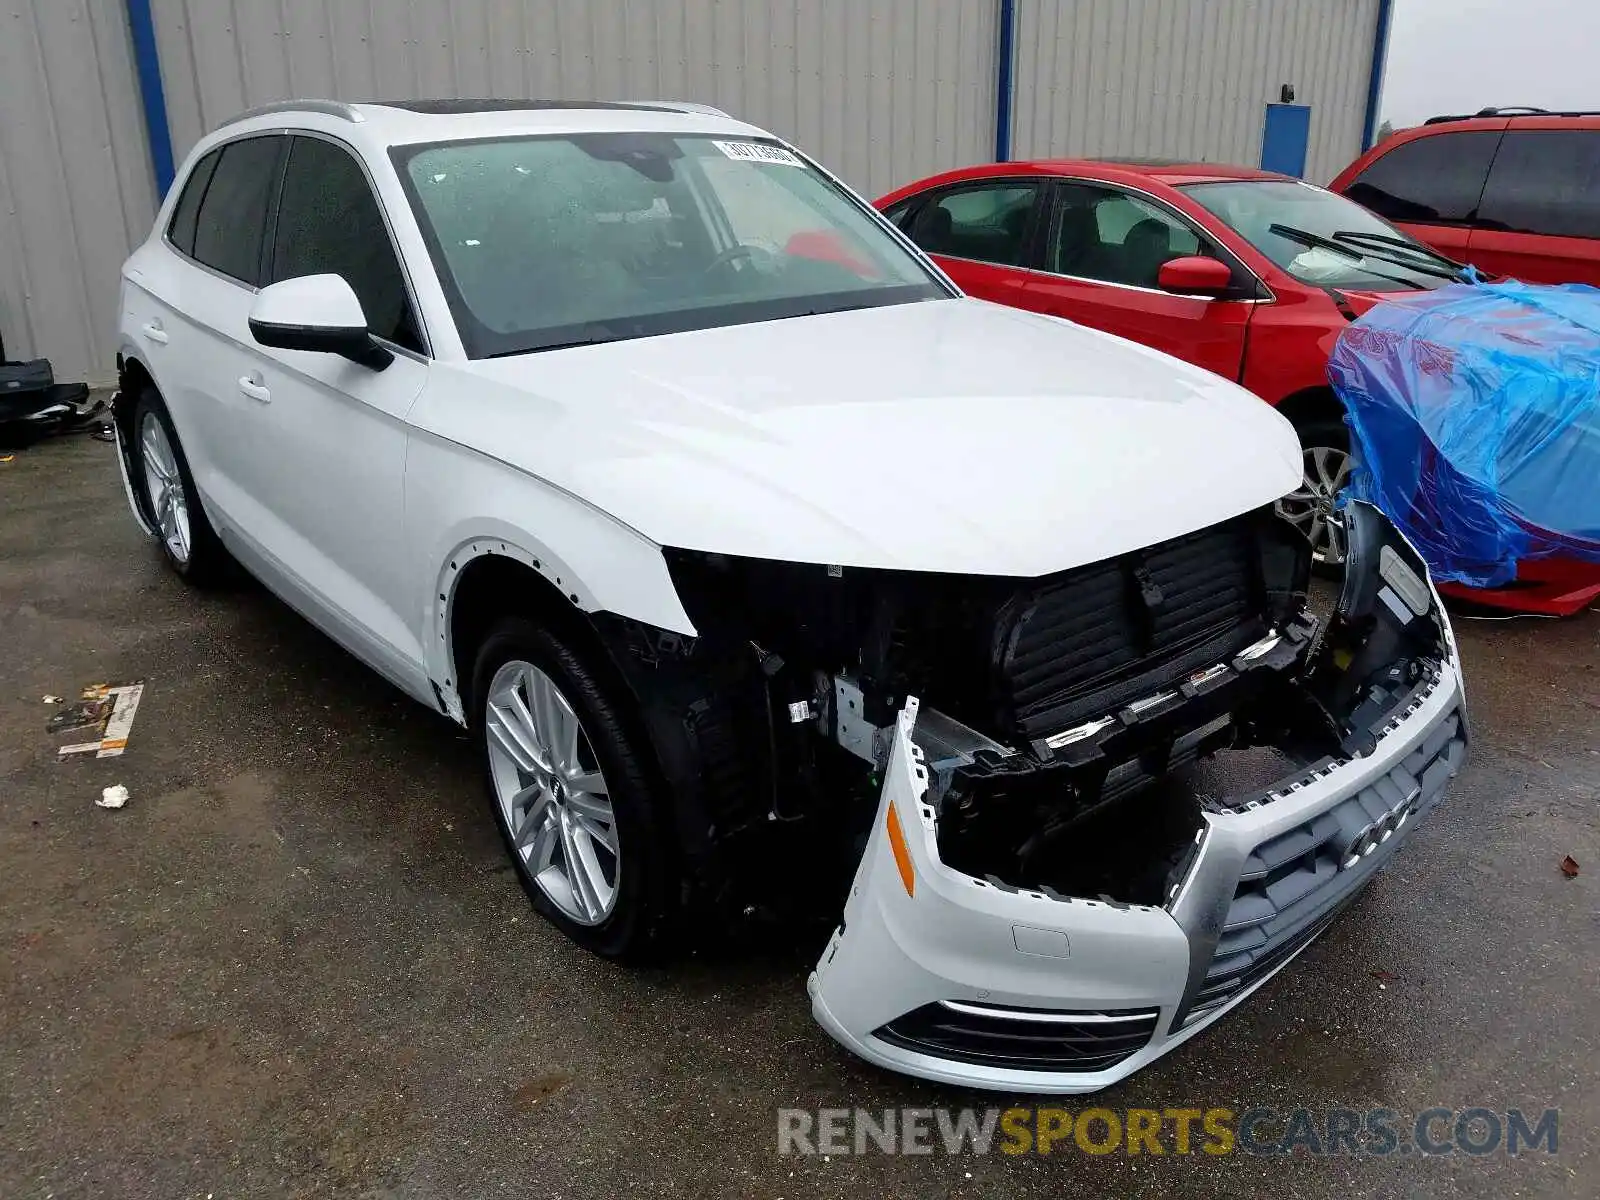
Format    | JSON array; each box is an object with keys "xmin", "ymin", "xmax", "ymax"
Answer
[{"xmin": 2, "ymin": 434, "xmax": 1595, "ymax": 1198}]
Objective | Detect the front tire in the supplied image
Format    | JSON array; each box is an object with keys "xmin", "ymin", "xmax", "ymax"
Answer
[
  {"xmin": 471, "ymin": 617, "xmax": 676, "ymax": 960},
  {"xmin": 132, "ymin": 389, "xmax": 230, "ymax": 584}
]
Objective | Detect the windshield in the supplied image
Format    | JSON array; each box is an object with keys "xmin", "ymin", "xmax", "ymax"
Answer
[
  {"xmin": 1179, "ymin": 179, "xmax": 1459, "ymax": 292},
  {"xmin": 392, "ymin": 133, "xmax": 947, "ymax": 357}
]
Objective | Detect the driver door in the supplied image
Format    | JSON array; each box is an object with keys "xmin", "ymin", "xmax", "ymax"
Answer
[{"xmin": 1020, "ymin": 182, "xmax": 1253, "ymax": 383}]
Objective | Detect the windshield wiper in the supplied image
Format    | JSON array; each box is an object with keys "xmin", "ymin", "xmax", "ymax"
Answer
[
  {"xmin": 486, "ymin": 323, "xmax": 629, "ymax": 357},
  {"xmin": 1266, "ymin": 223, "xmax": 1431, "ymax": 290},
  {"xmin": 1329, "ymin": 230, "xmax": 1466, "ymax": 280}
]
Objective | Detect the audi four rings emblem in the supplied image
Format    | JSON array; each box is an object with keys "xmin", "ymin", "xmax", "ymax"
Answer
[{"xmin": 1340, "ymin": 786, "xmax": 1423, "ymax": 869}]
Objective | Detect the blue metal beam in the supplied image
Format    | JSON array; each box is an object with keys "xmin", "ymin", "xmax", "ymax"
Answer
[
  {"xmin": 1361, "ymin": 0, "xmax": 1395, "ymax": 151},
  {"xmin": 125, "ymin": 0, "xmax": 175, "ymax": 196},
  {"xmin": 995, "ymin": 0, "xmax": 1017, "ymax": 161}
]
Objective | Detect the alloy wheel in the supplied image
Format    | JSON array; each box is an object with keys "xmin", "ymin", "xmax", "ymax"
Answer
[
  {"xmin": 484, "ymin": 660, "xmax": 620, "ymax": 926},
  {"xmin": 140, "ymin": 412, "xmax": 191, "ymax": 565},
  {"xmin": 1276, "ymin": 444, "xmax": 1352, "ymax": 566}
]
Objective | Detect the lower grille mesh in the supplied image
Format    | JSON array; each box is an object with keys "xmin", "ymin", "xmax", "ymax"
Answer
[
  {"xmin": 1182, "ymin": 709, "xmax": 1467, "ymax": 1025},
  {"xmin": 875, "ymin": 1001, "xmax": 1159, "ymax": 1073}
]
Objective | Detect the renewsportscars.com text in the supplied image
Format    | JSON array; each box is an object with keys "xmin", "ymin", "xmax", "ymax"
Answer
[{"xmin": 777, "ymin": 1106, "xmax": 1559, "ymax": 1158}]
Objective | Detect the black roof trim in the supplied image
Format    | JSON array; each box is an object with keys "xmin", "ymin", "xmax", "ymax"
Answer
[{"xmin": 1423, "ymin": 106, "xmax": 1600, "ymax": 125}]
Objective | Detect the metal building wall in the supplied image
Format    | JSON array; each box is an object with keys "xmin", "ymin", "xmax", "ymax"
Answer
[
  {"xmin": 1011, "ymin": 0, "xmax": 1381, "ymax": 185},
  {"xmin": 0, "ymin": 0, "xmax": 157, "ymax": 384},
  {"xmin": 3, "ymin": 0, "xmax": 1385, "ymax": 386},
  {"xmin": 147, "ymin": 0, "xmax": 998, "ymax": 201}
]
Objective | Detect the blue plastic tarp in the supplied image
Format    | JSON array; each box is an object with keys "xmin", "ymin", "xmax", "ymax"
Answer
[{"xmin": 1329, "ymin": 279, "xmax": 1600, "ymax": 588}]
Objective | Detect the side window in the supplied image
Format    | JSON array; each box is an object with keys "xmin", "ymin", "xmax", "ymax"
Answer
[
  {"xmin": 1342, "ymin": 131, "xmax": 1500, "ymax": 225},
  {"xmin": 167, "ymin": 149, "xmax": 221, "ymax": 256},
  {"xmin": 1477, "ymin": 131, "xmax": 1600, "ymax": 240},
  {"xmin": 1049, "ymin": 183, "xmax": 1211, "ymax": 288},
  {"xmin": 905, "ymin": 183, "xmax": 1042, "ymax": 266},
  {"xmin": 882, "ymin": 198, "xmax": 919, "ymax": 231},
  {"xmin": 270, "ymin": 136, "xmax": 422, "ymax": 352},
  {"xmin": 191, "ymin": 135, "xmax": 283, "ymax": 285}
]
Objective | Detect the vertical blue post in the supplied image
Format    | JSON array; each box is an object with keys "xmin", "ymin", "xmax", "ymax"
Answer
[
  {"xmin": 125, "ymin": 0, "xmax": 176, "ymax": 197},
  {"xmin": 1361, "ymin": 0, "xmax": 1395, "ymax": 151},
  {"xmin": 995, "ymin": 0, "xmax": 1016, "ymax": 161}
]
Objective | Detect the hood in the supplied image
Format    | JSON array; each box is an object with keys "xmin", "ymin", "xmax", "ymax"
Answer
[{"xmin": 417, "ymin": 298, "xmax": 1303, "ymax": 578}]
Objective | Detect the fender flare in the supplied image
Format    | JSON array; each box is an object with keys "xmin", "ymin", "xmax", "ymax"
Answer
[{"xmin": 426, "ymin": 522, "xmax": 697, "ymax": 721}]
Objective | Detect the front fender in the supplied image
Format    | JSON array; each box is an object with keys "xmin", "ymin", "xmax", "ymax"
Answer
[{"xmin": 406, "ymin": 430, "xmax": 697, "ymax": 707}]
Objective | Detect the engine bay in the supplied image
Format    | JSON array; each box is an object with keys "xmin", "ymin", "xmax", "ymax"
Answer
[{"xmin": 596, "ymin": 501, "xmax": 1452, "ymax": 913}]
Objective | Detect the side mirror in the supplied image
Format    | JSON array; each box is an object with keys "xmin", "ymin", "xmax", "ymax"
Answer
[
  {"xmin": 1157, "ymin": 255, "xmax": 1236, "ymax": 298},
  {"xmin": 248, "ymin": 274, "xmax": 392, "ymax": 370}
]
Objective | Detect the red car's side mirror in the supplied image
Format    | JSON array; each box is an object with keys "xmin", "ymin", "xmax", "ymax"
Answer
[{"xmin": 1157, "ymin": 255, "xmax": 1236, "ymax": 297}]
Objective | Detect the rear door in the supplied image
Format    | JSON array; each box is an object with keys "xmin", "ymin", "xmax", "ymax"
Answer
[
  {"xmin": 233, "ymin": 132, "xmax": 433, "ymax": 694},
  {"xmin": 132, "ymin": 135, "xmax": 285, "ymax": 528},
  {"xmin": 1337, "ymin": 127, "xmax": 1503, "ymax": 264},
  {"xmin": 1019, "ymin": 181, "xmax": 1253, "ymax": 382},
  {"xmin": 1469, "ymin": 127, "xmax": 1600, "ymax": 285},
  {"xmin": 892, "ymin": 179, "xmax": 1048, "ymax": 307}
]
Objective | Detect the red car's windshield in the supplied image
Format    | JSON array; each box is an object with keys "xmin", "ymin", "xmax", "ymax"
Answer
[{"xmin": 1180, "ymin": 179, "xmax": 1463, "ymax": 292}]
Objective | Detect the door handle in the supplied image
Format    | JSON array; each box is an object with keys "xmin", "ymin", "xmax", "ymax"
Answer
[
  {"xmin": 238, "ymin": 375, "xmax": 271, "ymax": 403},
  {"xmin": 140, "ymin": 320, "xmax": 168, "ymax": 345}
]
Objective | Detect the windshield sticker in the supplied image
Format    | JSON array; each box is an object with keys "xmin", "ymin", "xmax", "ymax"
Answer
[{"xmin": 712, "ymin": 140, "xmax": 803, "ymax": 167}]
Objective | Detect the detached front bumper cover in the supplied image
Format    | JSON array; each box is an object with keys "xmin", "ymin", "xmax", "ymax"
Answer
[{"xmin": 808, "ymin": 506, "xmax": 1468, "ymax": 1094}]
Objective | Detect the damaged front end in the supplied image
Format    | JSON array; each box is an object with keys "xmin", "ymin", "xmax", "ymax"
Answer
[
  {"xmin": 595, "ymin": 498, "xmax": 1465, "ymax": 1089},
  {"xmin": 800, "ymin": 502, "xmax": 1466, "ymax": 1091}
]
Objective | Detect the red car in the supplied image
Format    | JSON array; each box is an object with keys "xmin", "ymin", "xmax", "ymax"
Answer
[
  {"xmin": 877, "ymin": 158, "xmax": 1468, "ymax": 569},
  {"xmin": 1331, "ymin": 109, "xmax": 1600, "ymax": 288}
]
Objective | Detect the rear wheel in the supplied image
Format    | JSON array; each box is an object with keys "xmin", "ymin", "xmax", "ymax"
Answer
[
  {"xmin": 471, "ymin": 617, "xmax": 676, "ymax": 960},
  {"xmin": 1276, "ymin": 418, "xmax": 1353, "ymax": 573},
  {"xmin": 132, "ymin": 389, "xmax": 230, "ymax": 583}
]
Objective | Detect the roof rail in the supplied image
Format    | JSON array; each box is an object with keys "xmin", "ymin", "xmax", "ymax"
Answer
[
  {"xmin": 1423, "ymin": 105, "xmax": 1600, "ymax": 125},
  {"xmin": 218, "ymin": 99, "xmax": 365, "ymax": 129},
  {"xmin": 620, "ymin": 100, "xmax": 731, "ymax": 118}
]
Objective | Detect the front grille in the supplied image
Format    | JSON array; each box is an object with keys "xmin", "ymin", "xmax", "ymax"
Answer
[
  {"xmin": 875, "ymin": 1001, "xmax": 1159, "ymax": 1073},
  {"xmin": 994, "ymin": 518, "xmax": 1262, "ymax": 739},
  {"xmin": 1181, "ymin": 709, "xmax": 1466, "ymax": 1024}
]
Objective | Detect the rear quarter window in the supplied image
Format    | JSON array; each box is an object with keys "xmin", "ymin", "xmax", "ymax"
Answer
[
  {"xmin": 166, "ymin": 149, "xmax": 221, "ymax": 256},
  {"xmin": 1343, "ymin": 130, "xmax": 1501, "ymax": 225}
]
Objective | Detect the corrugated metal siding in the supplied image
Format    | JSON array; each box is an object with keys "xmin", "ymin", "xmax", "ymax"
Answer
[
  {"xmin": 4, "ymin": 0, "xmax": 1383, "ymax": 385},
  {"xmin": 148, "ymin": 0, "xmax": 997, "ymax": 200},
  {"xmin": 1012, "ymin": 0, "xmax": 1380, "ymax": 184},
  {"xmin": 0, "ymin": 0, "xmax": 156, "ymax": 383}
]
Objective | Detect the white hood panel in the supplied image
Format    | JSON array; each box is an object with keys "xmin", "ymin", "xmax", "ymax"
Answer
[{"xmin": 425, "ymin": 298, "xmax": 1303, "ymax": 579}]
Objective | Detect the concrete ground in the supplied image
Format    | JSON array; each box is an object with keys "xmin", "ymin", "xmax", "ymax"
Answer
[{"xmin": 2, "ymin": 434, "xmax": 1595, "ymax": 1199}]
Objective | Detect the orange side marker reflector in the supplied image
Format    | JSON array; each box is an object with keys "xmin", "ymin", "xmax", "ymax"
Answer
[{"xmin": 886, "ymin": 801, "xmax": 916, "ymax": 897}]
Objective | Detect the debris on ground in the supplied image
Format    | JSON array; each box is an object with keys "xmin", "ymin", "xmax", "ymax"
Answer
[
  {"xmin": 1371, "ymin": 969, "xmax": 1400, "ymax": 984},
  {"xmin": 48, "ymin": 681, "xmax": 145, "ymax": 758},
  {"xmin": 41, "ymin": 694, "xmax": 62, "ymax": 704},
  {"xmin": 97, "ymin": 684, "xmax": 144, "ymax": 758},
  {"xmin": 96, "ymin": 784, "xmax": 129, "ymax": 810},
  {"xmin": 0, "ymin": 336, "xmax": 104, "ymax": 446},
  {"xmin": 1561, "ymin": 855, "xmax": 1581, "ymax": 878},
  {"xmin": 46, "ymin": 697, "xmax": 113, "ymax": 733}
]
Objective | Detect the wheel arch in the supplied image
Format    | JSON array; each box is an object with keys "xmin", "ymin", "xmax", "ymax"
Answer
[
  {"xmin": 1272, "ymin": 385, "xmax": 1349, "ymax": 439},
  {"xmin": 115, "ymin": 354, "xmax": 162, "ymax": 534},
  {"xmin": 432, "ymin": 527, "xmax": 696, "ymax": 724}
]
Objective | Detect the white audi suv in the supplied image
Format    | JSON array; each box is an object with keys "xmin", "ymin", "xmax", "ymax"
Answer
[{"xmin": 113, "ymin": 98, "xmax": 1466, "ymax": 1092}]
